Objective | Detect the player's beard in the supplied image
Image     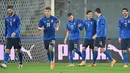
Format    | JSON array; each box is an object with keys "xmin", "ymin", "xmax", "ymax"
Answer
[
  {"xmin": 8, "ymin": 12, "xmax": 14, "ymax": 16},
  {"xmin": 123, "ymin": 13, "xmax": 128, "ymax": 18}
]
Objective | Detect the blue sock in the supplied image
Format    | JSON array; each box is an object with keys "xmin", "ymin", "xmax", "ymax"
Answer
[
  {"xmin": 47, "ymin": 51, "xmax": 51, "ymax": 62},
  {"xmin": 92, "ymin": 50, "xmax": 94, "ymax": 63},
  {"xmin": 50, "ymin": 51, "xmax": 54, "ymax": 62},
  {"xmin": 18, "ymin": 52, "xmax": 23, "ymax": 64},
  {"xmin": 104, "ymin": 50, "xmax": 113, "ymax": 61},
  {"xmin": 4, "ymin": 53, "xmax": 10, "ymax": 64},
  {"xmin": 122, "ymin": 52, "xmax": 127, "ymax": 64},
  {"xmin": 69, "ymin": 50, "xmax": 73, "ymax": 64},
  {"xmin": 74, "ymin": 49, "xmax": 82, "ymax": 57},
  {"xmin": 93, "ymin": 51, "xmax": 98, "ymax": 64},
  {"xmin": 82, "ymin": 51, "xmax": 86, "ymax": 61},
  {"xmin": 49, "ymin": 42, "xmax": 55, "ymax": 62}
]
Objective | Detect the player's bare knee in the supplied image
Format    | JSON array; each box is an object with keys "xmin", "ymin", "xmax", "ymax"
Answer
[
  {"xmin": 122, "ymin": 50, "xmax": 127, "ymax": 52},
  {"xmin": 5, "ymin": 49, "xmax": 11, "ymax": 53},
  {"xmin": 82, "ymin": 47, "xmax": 86, "ymax": 51},
  {"xmin": 128, "ymin": 48, "xmax": 130, "ymax": 52},
  {"xmin": 94, "ymin": 47, "xmax": 98, "ymax": 51},
  {"xmin": 100, "ymin": 48, "xmax": 105, "ymax": 53}
]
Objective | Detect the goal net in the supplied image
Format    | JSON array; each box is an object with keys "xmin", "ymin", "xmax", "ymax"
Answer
[{"xmin": 0, "ymin": 0, "xmax": 52, "ymax": 63}]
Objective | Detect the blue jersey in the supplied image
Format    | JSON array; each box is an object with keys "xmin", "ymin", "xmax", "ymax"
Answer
[
  {"xmin": 5, "ymin": 14, "xmax": 21, "ymax": 38},
  {"xmin": 66, "ymin": 18, "xmax": 83, "ymax": 40},
  {"xmin": 38, "ymin": 15, "xmax": 59, "ymax": 40},
  {"xmin": 83, "ymin": 18, "xmax": 96, "ymax": 39},
  {"xmin": 118, "ymin": 16, "xmax": 130, "ymax": 38},
  {"xmin": 96, "ymin": 15, "xmax": 107, "ymax": 37}
]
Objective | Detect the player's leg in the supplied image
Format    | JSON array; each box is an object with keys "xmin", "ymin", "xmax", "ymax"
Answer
[
  {"xmin": 89, "ymin": 38, "xmax": 98, "ymax": 67},
  {"xmin": 67, "ymin": 40, "xmax": 74, "ymax": 67},
  {"xmin": 79, "ymin": 39, "xmax": 89, "ymax": 66},
  {"xmin": 121, "ymin": 38, "xmax": 128, "ymax": 68},
  {"xmin": 14, "ymin": 38, "xmax": 23, "ymax": 68},
  {"xmin": 74, "ymin": 39, "xmax": 82, "ymax": 57},
  {"xmin": 90, "ymin": 46, "xmax": 98, "ymax": 67},
  {"xmin": 100, "ymin": 37, "xmax": 116, "ymax": 67},
  {"xmin": 128, "ymin": 48, "xmax": 130, "ymax": 52},
  {"xmin": 0, "ymin": 38, "xmax": 12, "ymax": 69},
  {"xmin": 44, "ymin": 40, "xmax": 51, "ymax": 62},
  {"xmin": 89, "ymin": 39, "xmax": 95, "ymax": 64},
  {"xmin": 44, "ymin": 40, "xmax": 53, "ymax": 69},
  {"xmin": 49, "ymin": 39, "xmax": 55, "ymax": 69}
]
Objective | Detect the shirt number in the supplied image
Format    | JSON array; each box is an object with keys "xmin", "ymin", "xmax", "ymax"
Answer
[{"xmin": 47, "ymin": 23, "xmax": 50, "ymax": 27}]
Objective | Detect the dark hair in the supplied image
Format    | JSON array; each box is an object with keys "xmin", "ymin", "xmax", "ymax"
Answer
[
  {"xmin": 67, "ymin": 13, "xmax": 72, "ymax": 17},
  {"xmin": 7, "ymin": 5, "xmax": 13, "ymax": 9},
  {"xmin": 45, "ymin": 7, "xmax": 51, "ymax": 11},
  {"xmin": 86, "ymin": 10, "xmax": 92, "ymax": 14},
  {"xmin": 122, "ymin": 8, "xmax": 128, "ymax": 12},
  {"xmin": 95, "ymin": 8, "xmax": 101, "ymax": 13}
]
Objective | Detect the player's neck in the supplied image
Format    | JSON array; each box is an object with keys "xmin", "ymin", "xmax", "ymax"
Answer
[
  {"xmin": 72, "ymin": 18, "xmax": 74, "ymax": 22},
  {"xmin": 88, "ymin": 18, "xmax": 92, "ymax": 20},
  {"xmin": 46, "ymin": 15, "xmax": 51, "ymax": 18},
  {"xmin": 70, "ymin": 18, "xmax": 74, "ymax": 22},
  {"xmin": 124, "ymin": 15, "xmax": 129, "ymax": 18},
  {"xmin": 98, "ymin": 14, "xmax": 102, "ymax": 17}
]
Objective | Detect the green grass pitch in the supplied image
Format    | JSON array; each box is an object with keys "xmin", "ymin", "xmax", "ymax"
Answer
[{"xmin": 0, "ymin": 63, "xmax": 129, "ymax": 73}]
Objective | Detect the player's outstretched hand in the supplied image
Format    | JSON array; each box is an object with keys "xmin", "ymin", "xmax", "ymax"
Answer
[
  {"xmin": 3, "ymin": 37, "xmax": 7, "ymax": 40},
  {"xmin": 118, "ymin": 38, "xmax": 121, "ymax": 43},
  {"xmin": 55, "ymin": 27, "xmax": 59, "ymax": 31},
  {"xmin": 78, "ymin": 24, "xmax": 81, "ymax": 28},
  {"xmin": 92, "ymin": 34, "xmax": 97, "ymax": 39},
  {"xmin": 64, "ymin": 39, "xmax": 67, "ymax": 44},
  {"xmin": 38, "ymin": 27, "xmax": 44, "ymax": 31},
  {"xmin": 11, "ymin": 32, "xmax": 16, "ymax": 37}
]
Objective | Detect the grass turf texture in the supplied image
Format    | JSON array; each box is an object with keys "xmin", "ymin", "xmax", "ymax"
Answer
[{"xmin": 0, "ymin": 63, "xmax": 129, "ymax": 73}]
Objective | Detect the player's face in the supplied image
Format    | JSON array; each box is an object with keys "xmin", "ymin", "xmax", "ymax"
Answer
[
  {"xmin": 122, "ymin": 10, "xmax": 128, "ymax": 17},
  {"xmin": 45, "ymin": 9, "xmax": 51, "ymax": 17},
  {"xmin": 68, "ymin": 15, "xmax": 73, "ymax": 21},
  {"xmin": 7, "ymin": 9, "xmax": 14, "ymax": 16},
  {"xmin": 87, "ymin": 12, "xmax": 93, "ymax": 19}
]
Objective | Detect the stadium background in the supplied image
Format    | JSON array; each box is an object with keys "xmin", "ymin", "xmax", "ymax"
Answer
[{"xmin": 0, "ymin": 0, "xmax": 130, "ymax": 63}]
